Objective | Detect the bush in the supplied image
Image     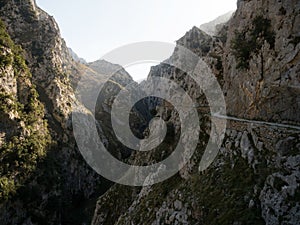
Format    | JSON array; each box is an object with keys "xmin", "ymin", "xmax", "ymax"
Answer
[
  {"xmin": 251, "ymin": 16, "xmax": 275, "ymax": 49},
  {"xmin": 0, "ymin": 177, "xmax": 16, "ymax": 200},
  {"xmin": 0, "ymin": 52, "xmax": 13, "ymax": 68},
  {"xmin": 231, "ymin": 15, "xmax": 275, "ymax": 70},
  {"xmin": 231, "ymin": 31, "xmax": 255, "ymax": 69}
]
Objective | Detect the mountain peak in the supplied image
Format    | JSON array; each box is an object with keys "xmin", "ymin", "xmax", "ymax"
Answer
[
  {"xmin": 68, "ymin": 47, "xmax": 87, "ymax": 64},
  {"xmin": 200, "ymin": 10, "xmax": 235, "ymax": 36}
]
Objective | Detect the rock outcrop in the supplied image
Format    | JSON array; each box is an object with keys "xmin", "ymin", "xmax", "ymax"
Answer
[
  {"xmin": 200, "ymin": 10, "xmax": 235, "ymax": 36},
  {"xmin": 0, "ymin": 0, "xmax": 105, "ymax": 224},
  {"xmin": 224, "ymin": 0, "xmax": 300, "ymax": 124},
  {"xmin": 0, "ymin": 1, "xmax": 140, "ymax": 224},
  {"xmin": 0, "ymin": 18, "xmax": 51, "ymax": 203},
  {"xmin": 92, "ymin": 0, "xmax": 300, "ymax": 224}
]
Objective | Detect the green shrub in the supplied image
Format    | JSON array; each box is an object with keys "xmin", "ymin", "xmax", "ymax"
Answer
[
  {"xmin": 0, "ymin": 177, "xmax": 16, "ymax": 200},
  {"xmin": 231, "ymin": 31, "xmax": 255, "ymax": 69},
  {"xmin": 231, "ymin": 15, "xmax": 275, "ymax": 70},
  {"xmin": 0, "ymin": 92, "xmax": 23, "ymax": 114},
  {"xmin": 251, "ymin": 15, "xmax": 275, "ymax": 49},
  {"xmin": 0, "ymin": 53, "xmax": 13, "ymax": 68}
]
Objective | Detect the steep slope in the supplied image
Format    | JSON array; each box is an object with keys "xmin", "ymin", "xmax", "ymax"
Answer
[
  {"xmin": 224, "ymin": 0, "xmax": 300, "ymax": 124},
  {"xmin": 0, "ymin": 1, "xmax": 151, "ymax": 224},
  {"xmin": 0, "ymin": 1, "xmax": 105, "ymax": 224},
  {"xmin": 78, "ymin": 59, "xmax": 151, "ymax": 160},
  {"xmin": 0, "ymin": 18, "xmax": 51, "ymax": 202},
  {"xmin": 0, "ymin": 0, "xmax": 143, "ymax": 224},
  {"xmin": 92, "ymin": 1, "xmax": 300, "ymax": 224}
]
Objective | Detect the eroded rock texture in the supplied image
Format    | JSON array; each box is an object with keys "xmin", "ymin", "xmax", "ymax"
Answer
[
  {"xmin": 0, "ymin": 0, "xmax": 140, "ymax": 224},
  {"xmin": 92, "ymin": 0, "xmax": 300, "ymax": 225}
]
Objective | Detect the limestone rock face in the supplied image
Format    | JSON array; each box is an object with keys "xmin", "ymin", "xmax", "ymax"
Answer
[
  {"xmin": 0, "ymin": 1, "xmax": 150, "ymax": 223},
  {"xmin": 77, "ymin": 59, "xmax": 150, "ymax": 160},
  {"xmin": 0, "ymin": 18, "xmax": 51, "ymax": 223},
  {"xmin": 0, "ymin": 1, "xmax": 140, "ymax": 224},
  {"xmin": 0, "ymin": 0, "xmax": 78, "ymax": 127},
  {"xmin": 92, "ymin": 1, "xmax": 300, "ymax": 225},
  {"xmin": 223, "ymin": 0, "xmax": 300, "ymax": 124}
]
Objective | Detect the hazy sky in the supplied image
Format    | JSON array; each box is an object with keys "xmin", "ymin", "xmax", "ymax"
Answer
[{"xmin": 36, "ymin": 0, "xmax": 236, "ymax": 81}]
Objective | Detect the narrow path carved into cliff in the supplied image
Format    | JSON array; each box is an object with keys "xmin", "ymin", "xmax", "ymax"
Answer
[{"xmin": 212, "ymin": 113, "xmax": 300, "ymax": 131}]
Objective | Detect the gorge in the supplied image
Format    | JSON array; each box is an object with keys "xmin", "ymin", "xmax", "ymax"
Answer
[{"xmin": 0, "ymin": 0, "xmax": 299, "ymax": 224}]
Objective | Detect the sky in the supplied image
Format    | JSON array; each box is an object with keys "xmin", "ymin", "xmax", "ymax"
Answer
[{"xmin": 36, "ymin": 0, "xmax": 237, "ymax": 81}]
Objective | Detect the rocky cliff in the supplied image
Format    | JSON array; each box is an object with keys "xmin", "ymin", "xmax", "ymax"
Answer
[
  {"xmin": 0, "ymin": 0, "xmax": 105, "ymax": 224},
  {"xmin": 0, "ymin": 0, "xmax": 299, "ymax": 224},
  {"xmin": 0, "ymin": 18, "xmax": 51, "ymax": 204},
  {"xmin": 224, "ymin": 0, "xmax": 300, "ymax": 124},
  {"xmin": 92, "ymin": 0, "xmax": 300, "ymax": 224},
  {"xmin": 0, "ymin": 0, "xmax": 139, "ymax": 224}
]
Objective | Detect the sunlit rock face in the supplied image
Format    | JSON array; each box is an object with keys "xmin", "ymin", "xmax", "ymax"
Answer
[
  {"xmin": 223, "ymin": 0, "xmax": 300, "ymax": 124},
  {"xmin": 0, "ymin": 1, "xmax": 145, "ymax": 224}
]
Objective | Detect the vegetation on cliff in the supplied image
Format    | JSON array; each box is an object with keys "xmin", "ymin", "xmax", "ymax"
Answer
[
  {"xmin": 231, "ymin": 15, "xmax": 275, "ymax": 69},
  {"xmin": 0, "ymin": 19, "xmax": 51, "ymax": 201}
]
